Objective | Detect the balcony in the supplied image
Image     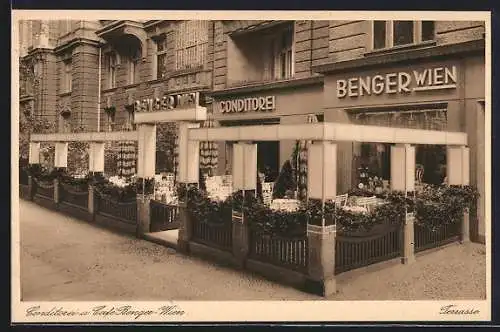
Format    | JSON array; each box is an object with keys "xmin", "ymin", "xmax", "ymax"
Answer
[{"xmin": 226, "ymin": 22, "xmax": 294, "ymax": 89}]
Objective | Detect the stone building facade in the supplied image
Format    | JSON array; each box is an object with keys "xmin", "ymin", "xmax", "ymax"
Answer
[{"xmin": 18, "ymin": 19, "xmax": 486, "ymax": 242}]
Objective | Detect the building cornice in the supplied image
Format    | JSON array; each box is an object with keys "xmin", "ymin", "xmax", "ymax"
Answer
[
  {"xmin": 313, "ymin": 39, "xmax": 485, "ymax": 74},
  {"xmin": 53, "ymin": 37, "xmax": 103, "ymax": 54},
  {"xmin": 209, "ymin": 75, "xmax": 324, "ymax": 98},
  {"xmin": 95, "ymin": 20, "xmax": 145, "ymax": 37}
]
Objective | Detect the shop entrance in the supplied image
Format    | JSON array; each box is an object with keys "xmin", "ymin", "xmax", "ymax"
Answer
[{"xmin": 220, "ymin": 118, "xmax": 281, "ymax": 181}]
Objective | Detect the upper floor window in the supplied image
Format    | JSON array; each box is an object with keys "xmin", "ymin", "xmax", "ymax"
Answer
[
  {"xmin": 175, "ymin": 20, "xmax": 209, "ymax": 70},
  {"xmin": 106, "ymin": 52, "xmax": 118, "ymax": 89},
  {"xmin": 276, "ymin": 25, "xmax": 294, "ymax": 80},
  {"xmin": 155, "ymin": 36, "xmax": 168, "ymax": 79},
  {"xmin": 373, "ymin": 21, "xmax": 435, "ymax": 50},
  {"xmin": 421, "ymin": 21, "xmax": 435, "ymax": 42},
  {"xmin": 128, "ymin": 49, "xmax": 141, "ymax": 85},
  {"xmin": 62, "ymin": 60, "xmax": 72, "ymax": 93},
  {"xmin": 393, "ymin": 21, "xmax": 414, "ymax": 46}
]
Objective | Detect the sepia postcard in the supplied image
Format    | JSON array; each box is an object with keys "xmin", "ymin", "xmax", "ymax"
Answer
[{"xmin": 11, "ymin": 9, "xmax": 492, "ymax": 323}]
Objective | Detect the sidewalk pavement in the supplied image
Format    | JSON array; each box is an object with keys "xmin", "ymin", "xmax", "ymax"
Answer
[{"xmin": 18, "ymin": 199, "xmax": 486, "ymax": 301}]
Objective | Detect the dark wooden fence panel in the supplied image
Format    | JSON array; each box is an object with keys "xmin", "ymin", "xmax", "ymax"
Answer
[
  {"xmin": 59, "ymin": 184, "xmax": 89, "ymax": 209},
  {"xmin": 32, "ymin": 179, "xmax": 56, "ymax": 209},
  {"xmin": 95, "ymin": 193, "xmax": 137, "ymax": 225},
  {"xmin": 149, "ymin": 200, "xmax": 179, "ymax": 232},
  {"xmin": 34, "ymin": 180, "xmax": 54, "ymax": 200},
  {"xmin": 414, "ymin": 221, "xmax": 461, "ymax": 253},
  {"xmin": 249, "ymin": 231, "xmax": 308, "ymax": 273},
  {"xmin": 192, "ymin": 219, "xmax": 232, "ymax": 251},
  {"xmin": 335, "ymin": 224, "xmax": 402, "ymax": 274}
]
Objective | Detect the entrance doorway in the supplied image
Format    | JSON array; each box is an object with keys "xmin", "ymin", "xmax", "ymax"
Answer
[{"xmin": 220, "ymin": 118, "xmax": 281, "ymax": 180}]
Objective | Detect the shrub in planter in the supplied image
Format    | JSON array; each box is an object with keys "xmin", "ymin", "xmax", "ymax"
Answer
[
  {"xmin": 93, "ymin": 178, "xmax": 137, "ymax": 202},
  {"xmin": 413, "ymin": 185, "xmax": 479, "ymax": 231}
]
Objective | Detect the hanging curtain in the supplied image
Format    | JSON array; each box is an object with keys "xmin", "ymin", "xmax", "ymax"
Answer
[
  {"xmin": 173, "ymin": 123, "xmax": 179, "ymax": 184},
  {"xmin": 296, "ymin": 114, "xmax": 318, "ymax": 201},
  {"xmin": 199, "ymin": 114, "xmax": 219, "ymax": 177},
  {"xmin": 117, "ymin": 141, "xmax": 137, "ymax": 178}
]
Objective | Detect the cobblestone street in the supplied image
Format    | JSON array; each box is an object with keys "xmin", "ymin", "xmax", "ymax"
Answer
[{"xmin": 18, "ymin": 200, "xmax": 486, "ymax": 301}]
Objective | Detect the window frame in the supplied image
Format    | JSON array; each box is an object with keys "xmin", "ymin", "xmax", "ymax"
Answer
[
  {"xmin": 174, "ymin": 20, "xmax": 209, "ymax": 71},
  {"xmin": 106, "ymin": 52, "xmax": 119, "ymax": 89},
  {"xmin": 62, "ymin": 59, "xmax": 72, "ymax": 93},
  {"xmin": 371, "ymin": 20, "xmax": 435, "ymax": 51},
  {"xmin": 154, "ymin": 36, "xmax": 168, "ymax": 80},
  {"xmin": 273, "ymin": 24, "xmax": 295, "ymax": 80},
  {"xmin": 128, "ymin": 49, "xmax": 141, "ymax": 85}
]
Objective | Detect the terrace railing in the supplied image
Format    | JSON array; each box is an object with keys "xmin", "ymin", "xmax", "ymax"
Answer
[
  {"xmin": 32, "ymin": 178, "xmax": 54, "ymax": 201},
  {"xmin": 414, "ymin": 220, "xmax": 461, "ymax": 253},
  {"xmin": 149, "ymin": 200, "xmax": 179, "ymax": 232},
  {"xmin": 335, "ymin": 223, "xmax": 403, "ymax": 274},
  {"xmin": 249, "ymin": 230, "xmax": 309, "ymax": 273},
  {"xmin": 94, "ymin": 191, "xmax": 137, "ymax": 225},
  {"xmin": 59, "ymin": 183, "xmax": 89, "ymax": 209},
  {"xmin": 191, "ymin": 217, "xmax": 233, "ymax": 251}
]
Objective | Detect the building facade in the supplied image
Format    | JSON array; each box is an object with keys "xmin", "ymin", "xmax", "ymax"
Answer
[{"xmin": 18, "ymin": 19, "xmax": 486, "ymax": 242}]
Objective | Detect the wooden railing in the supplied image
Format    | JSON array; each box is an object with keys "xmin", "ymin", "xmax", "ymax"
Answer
[
  {"xmin": 249, "ymin": 231, "xmax": 308, "ymax": 273},
  {"xmin": 59, "ymin": 183, "xmax": 89, "ymax": 209},
  {"xmin": 33, "ymin": 179, "xmax": 54, "ymax": 200},
  {"xmin": 414, "ymin": 220, "xmax": 461, "ymax": 253},
  {"xmin": 150, "ymin": 200, "xmax": 179, "ymax": 232},
  {"xmin": 335, "ymin": 224, "xmax": 402, "ymax": 274},
  {"xmin": 95, "ymin": 192, "xmax": 137, "ymax": 225},
  {"xmin": 191, "ymin": 218, "xmax": 232, "ymax": 251}
]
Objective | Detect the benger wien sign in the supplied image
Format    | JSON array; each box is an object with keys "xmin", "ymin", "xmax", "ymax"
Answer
[{"xmin": 336, "ymin": 65, "xmax": 457, "ymax": 98}]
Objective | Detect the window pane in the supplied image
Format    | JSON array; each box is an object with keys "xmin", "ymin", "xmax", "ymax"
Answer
[
  {"xmin": 373, "ymin": 21, "xmax": 386, "ymax": 49},
  {"xmin": 157, "ymin": 38, "xmax": 166, "ymax": 52},
  {"xmin": 421, "ymin": 21, "xmax": 435, "ymax": 41},
  {"xmin": 280, "ymin": 52, "xmax": 286, "ymax": 78},
  {"xmin": 157, "ymin": 53, "xmax": 166, "ymax": 79},
  {"xmin": 393, "ymin": 21, "xmax": 414, "ymax": 46}
]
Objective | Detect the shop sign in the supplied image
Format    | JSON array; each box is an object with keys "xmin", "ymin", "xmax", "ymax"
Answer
[
  {"xmin": 135, "ymin": 92, "xmax": 199, "ymax": 112},
  {"xmin": 219, "ymin": 96, "xmax": 276, "ymax": 113},
  {"xmin": 336, "ymin": 65, "xmax": 457, "ymax": 98}
]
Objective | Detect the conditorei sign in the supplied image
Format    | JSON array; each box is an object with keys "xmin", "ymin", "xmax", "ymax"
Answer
[
  {"xmin": 135, "ymin": 92, "xmax": 200, "ymax": 112},
  {"xmin": 219, "ymin": 96, "xmax": 276, "ymax": 113},
  {"xmin": 336, "ymin": 65, "xmax": 458, "ymax": 98}
]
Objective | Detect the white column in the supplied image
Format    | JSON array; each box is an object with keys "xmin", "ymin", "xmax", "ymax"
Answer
[
  {"xmin": 447, "ymin": 146, "xmax": 470, "ymax": 186},
  {"xmin": 307, "ymin": 141, "xmax": 337, "ymax": 201},
  {"xmin": 89, "ymin": 142, "xmax": 105, "ymax": 173},
  {"xmin": 54, "ymin": 142, "xmax": 68, "ymax": 168},
  {"xmin": 178, "ymin": 122, "xmax": 200, "ymax": 183},
  {"xmin": 137, "ymin": 124, "xmax": 156, "ymax": 179},
  {"xmin": 232, "ymin": 142, "xmax": 257, "ymax": 191},
  {"xmin": 390, "ymin": 144, "xmax": 415, "ymax": 192},
  {"xmin": 29, "ymin": 142, "xmax": 40, "ymax": 164}
]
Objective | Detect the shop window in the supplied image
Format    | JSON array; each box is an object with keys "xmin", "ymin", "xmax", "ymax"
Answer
[
  {"xmin": 351, "ymin": 108, "xmax": 448, "ymax": 187},
  {"xmin": 155, "ymin": 36, "xmax": 168, "ymax": 79},
  {"xmin": 106, "ymin": 52, "xmax": 118, "ymax": 89},
  {"xmin": 62, "ymin": 60, "xmax": 72, "ymax": 93},
  {"xmin": 373, "ymin": 21, "xmax": 435, "ymax": 50},
  {"xmin": 175, "ymin": 20, "xmax": 209, "ymax": 70}
]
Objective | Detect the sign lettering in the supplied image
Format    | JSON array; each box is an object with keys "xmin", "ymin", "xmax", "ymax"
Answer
[
  {"xmin": 135, "ymin": 92, "xmax": 199, "ymax": 112},
  {"xmin": 336, "ymin": 66, "xmax": 457, "ymax": 98},
  {"xmin": 219, "ymin": 96, "xmax": 276, "ymax": 113}
]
